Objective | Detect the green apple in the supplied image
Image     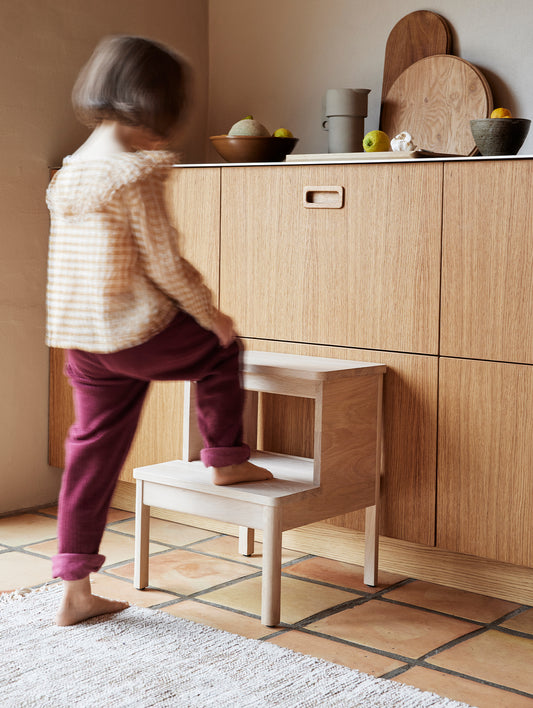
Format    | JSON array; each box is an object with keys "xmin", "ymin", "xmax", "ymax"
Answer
[{"xmin": 363, "ymin": 130, "xmax": 391, "ymax": 152}]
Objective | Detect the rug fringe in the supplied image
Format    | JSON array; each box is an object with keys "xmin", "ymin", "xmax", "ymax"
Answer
[{"xmin": 0, "ymin": 581, "xmax": 60, "ymax": 603}]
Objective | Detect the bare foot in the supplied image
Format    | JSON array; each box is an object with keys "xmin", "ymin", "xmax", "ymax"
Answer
[
  {"xmin": 56, "ymin": 577, "xmax": 129, "ymax": 626},
  {"xmin": 212, "ymin": 460, "xmax": 274, "ymax": 486}
]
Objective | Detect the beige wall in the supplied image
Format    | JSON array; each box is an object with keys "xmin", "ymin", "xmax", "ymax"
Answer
[
  {"xmin": 0, "ymin": 0, "xmax": 209, "ymax": 514},
  {"xmin": 207, "ymin": 0, "xmax": 533, "ymax": 158},
  {"xmin": 3, "ymin": 1, "xmax": 532, "ymax": 514}
]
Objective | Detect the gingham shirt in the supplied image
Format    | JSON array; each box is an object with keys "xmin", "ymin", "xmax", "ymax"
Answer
[{"xmin": 46, "ymin": 150, "xmax": 216, "ymax": 353}]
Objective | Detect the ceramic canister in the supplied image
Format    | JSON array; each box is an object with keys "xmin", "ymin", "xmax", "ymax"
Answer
[{"xmin": 323, "ymin": 88, "xmax": 370, "ymax": 153}]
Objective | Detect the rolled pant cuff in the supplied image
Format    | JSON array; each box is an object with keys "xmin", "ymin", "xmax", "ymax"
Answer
[
  {"xmin": 52, "ymin": 553, "xmax": 106, "ymax": 581},
  {"xmin": 201, "ymin": 444, "xmax": 250, "ymax": 468}
]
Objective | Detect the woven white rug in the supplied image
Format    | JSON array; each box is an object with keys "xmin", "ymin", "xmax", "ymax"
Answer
[{"xmin": 1, "ymin": 585, "xmax": 474, "ymax": 708}]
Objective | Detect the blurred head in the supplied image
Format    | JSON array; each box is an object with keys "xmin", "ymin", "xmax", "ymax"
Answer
[{"xmin": 72, "ymin": 35, "xmax": 190, "ymax": 140}]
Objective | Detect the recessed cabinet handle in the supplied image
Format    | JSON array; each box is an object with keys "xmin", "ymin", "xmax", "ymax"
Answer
[{"xmin": 303, "ymin": 186, "xmax": 344, "ymax": 209}]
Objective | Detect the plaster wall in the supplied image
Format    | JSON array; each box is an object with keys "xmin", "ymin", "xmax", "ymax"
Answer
[{"xmin": 0, "ymin": 0, "xmax": 209, "ymax": 513}]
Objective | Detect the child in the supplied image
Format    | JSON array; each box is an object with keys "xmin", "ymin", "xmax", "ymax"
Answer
[{"xmin": 46, "ymin": 35, "xmax": 272, "ymax": 627}]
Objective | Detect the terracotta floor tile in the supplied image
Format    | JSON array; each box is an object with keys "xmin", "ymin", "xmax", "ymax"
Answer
[
  {"xmin": 384, "ymin": 580, "xmax": 521, "ymax": 623},
  {"xmin": 111, "ymin": 548, "xmax": 257, "ymax": 595},
  {"xmin": 0, "ymin": 514, "xmax": 57, "ymax": 547},
  {"xmin": 191, "ymin": 534, "xmax": 305, "ymax": 568},
  {"xmin": 36, "ymin": 506, "xmax": 131, "ymax": 523},
  {"xmin": 115, "ymin": 518, "xmax": 217, "ymax": 546},
  {"xmin": 105, "ymin": 509, "xmax": 135, "ymax": 523},
  {"xmin": 266, "ymin": 630, "xmax": 406, "ymax": 676},
  {"xmin": 0, "ymin": 552, "xmax": 53, "ymax": 592},
  {"xmin": 500, "ymin": 608, "xmax": 533, "ymax": 635},
  {"xmin": 307, "ymin": 599, "xmax": 478, "ymax": 659},
  {"xmin": 427, "ymin": 629, "xmax": 533, "ymax": 694},
  {"xmin": 201, "ymin": 575, "xmax": 356, "ymax": 625},
  {"xmin": 89, "ymin": 573, "xmax": 178, "ymax": 607},
  {"xmin": 394, "ymin": 666, "xmax": 533, "ymax": 708},
  {"xmin": 160, "ymin": 599, "xmax": 275, "ymax": 640},
  {"xmin": 284, "ymin": 556, "xmax": 407, "ymax": 593},
  {"xmin": 29, "ymin": 529, "xmax": 166, "ymax": 566}
]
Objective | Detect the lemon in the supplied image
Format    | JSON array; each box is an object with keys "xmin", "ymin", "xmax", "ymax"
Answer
[
  {"xmin": 273, "ymin": 128, "xmax": 294, "ymax": 138},
  {"xmin": 491, "ymin": 107, "xmax": 512, "ymax": 119},
  {"xmin": 363, "ymin": 130, "xmax": 391, "ymax": 152}
]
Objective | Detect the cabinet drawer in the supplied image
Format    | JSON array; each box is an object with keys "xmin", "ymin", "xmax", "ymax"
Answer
[
  {"xmin": 220, "ymin": 163, "xmax": 442, "ymax": 354},
  {"xmin": 441, "ymin": 160, "xmax": 533, "ymax": 364}
]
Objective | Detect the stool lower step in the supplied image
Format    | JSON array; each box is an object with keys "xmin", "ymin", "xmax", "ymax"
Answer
[{"xmin": 134, "ymin": 451, "xmax": 318, "ymax": 506}]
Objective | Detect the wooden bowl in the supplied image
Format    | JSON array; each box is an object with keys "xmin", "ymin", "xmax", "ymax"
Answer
[
  {"xmin": 210, "ymin": 135, "xmax": 299, "ymax": 162},
  {"xmin": 470, "ymin": 118, "xmax": 531, "ymax": 156}
]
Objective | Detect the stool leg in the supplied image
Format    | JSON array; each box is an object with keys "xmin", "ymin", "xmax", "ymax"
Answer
[
  {"xmin": 243, "ymin": 390, "xmax": 259, "ymax": 452},
  {"xmin": 364, "ymin": 504, "xmax": 379, "ymax": 586},
  {"xmin": 182, "ymin": 382, "xmax": 203, "ymax": 462},
  {"xmin": 261, "ymin": 506, "xmax": 282, "ymax": 626},
  {"xmin": 364, "ymin": 375, "xmax": 383, "ymax": 587},
  {"xmin": 238, "ymin": 526, "xmax": 255, "ymax": 556},
  {"xmin": 134, "ymin": 479, "xmax": 150, "ymax": 589}
]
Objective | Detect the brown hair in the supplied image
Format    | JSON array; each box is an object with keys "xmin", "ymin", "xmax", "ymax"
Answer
[{"xmin": 72, "ymin": 35, "xmax": 190, "ymax": 139}]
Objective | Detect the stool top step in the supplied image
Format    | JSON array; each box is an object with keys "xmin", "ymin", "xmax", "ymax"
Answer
[{"xmin": 242, "ymin": 351, "xmax": 385, "ymax": 381}]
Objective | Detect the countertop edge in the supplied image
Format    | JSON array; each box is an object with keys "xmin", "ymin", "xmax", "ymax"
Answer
[{"xmin": 177, "ymin": 153, "xmax": 533, "ymax": 168}]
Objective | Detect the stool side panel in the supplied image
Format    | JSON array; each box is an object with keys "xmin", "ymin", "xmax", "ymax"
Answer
[{"xmin": 315, "ymin": 375, "xmax": 382, "ymax": 495}]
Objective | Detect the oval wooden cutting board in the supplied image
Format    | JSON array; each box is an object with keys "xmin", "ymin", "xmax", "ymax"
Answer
[
  {"xmin": 381, "ymin": 10, "xmax": 452, "ymax": 103},
  {"xmin": 381, "ymin": 54, "xmax": 493, "ymax": 155}
]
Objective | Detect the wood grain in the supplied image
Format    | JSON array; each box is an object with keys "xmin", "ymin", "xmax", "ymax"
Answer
[
  {"xmin": 441, "ymin": 160, "xmax": 533, "ymax": 364},
  {"xmin": 381, "ymin": 55, "xmax": 492, "ymax": 155},
  {"xmin": 48, "ymin": 348, "xmax": 73, "ymax": 467},
  {"xmin": 221, "ymin": 163, "xmax": 442, "ymax": 355},
  {"xmin": 381, "ymin": 10, "xmax": 452, "ymax": 113},
  {"xmin": 165, "ymin": 167, "xmax": 220, "ymax": 298},
  {"xmin": 437, "ymin": 357, "xmax": 533, "ymax": 567},
  {"xmin": 242, "ymin": 338, "xmax": 438, "ymax": 546}
]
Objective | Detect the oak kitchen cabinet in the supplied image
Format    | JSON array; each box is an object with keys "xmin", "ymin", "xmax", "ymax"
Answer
[
  {"xmin": 48, "ymin": 157, "xmax": 533, "ymax": 598},
  {"xmin": 438, "ymin": 159, "xmax": 533, "ymax": 568}
]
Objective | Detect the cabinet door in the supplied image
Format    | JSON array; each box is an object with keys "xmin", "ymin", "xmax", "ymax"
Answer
[
  {"xmin": 220, "ymin": 163, "xmax": 442, "ymax": 354},
  {"xmin": 441, "ymin": 160, "xmax": 533, "ymax": 363},
  {"xmin": 48, "ymin": 167, "xmax": 221, "ymax": 480},
  {"xmin": 242, "ymin": 338, "xmax": 438, "ymax": 546},
  {"xmin": 437, "ymin": 357, "xmax": 533, "ymax": 566}
]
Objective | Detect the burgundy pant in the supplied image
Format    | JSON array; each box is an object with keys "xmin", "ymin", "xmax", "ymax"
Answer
[{"xmin": 52, "ymin": 311, "xmax": 249, "ymax": 581}]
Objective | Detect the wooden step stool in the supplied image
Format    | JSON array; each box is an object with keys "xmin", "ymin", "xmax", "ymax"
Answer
[{"xmin": 133, "ymin": 351, "xmax": 385, "ymax": 626}]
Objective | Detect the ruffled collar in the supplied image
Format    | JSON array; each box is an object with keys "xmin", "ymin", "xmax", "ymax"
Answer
[{"xmin": 47, "ymin": 150, "xmax": 177, "ymax": 219}]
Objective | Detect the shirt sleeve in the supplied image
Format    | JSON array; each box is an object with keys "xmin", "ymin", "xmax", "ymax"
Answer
[{"xmin": 126, "ymin": 169, "xmax": 217, "ymax": 332}]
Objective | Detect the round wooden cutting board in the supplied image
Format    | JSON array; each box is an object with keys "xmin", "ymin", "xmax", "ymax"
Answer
[{"xmin": 381, "ymin": 54, "xmax": 493, "ymax": 155}]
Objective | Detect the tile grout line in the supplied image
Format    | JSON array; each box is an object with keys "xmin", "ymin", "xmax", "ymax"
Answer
[
  {"xmin": 3, "ymin": 513, "xmax": 533, "ymax": 701},
  {"xmin": 6, "ymin": 537, "xmax": 533, "ymax": 638}
]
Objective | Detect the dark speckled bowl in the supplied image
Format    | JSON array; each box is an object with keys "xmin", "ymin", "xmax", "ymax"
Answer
[{"xmin": 470, "ymin": 118, "xmax": 530, "ymax": 156}]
